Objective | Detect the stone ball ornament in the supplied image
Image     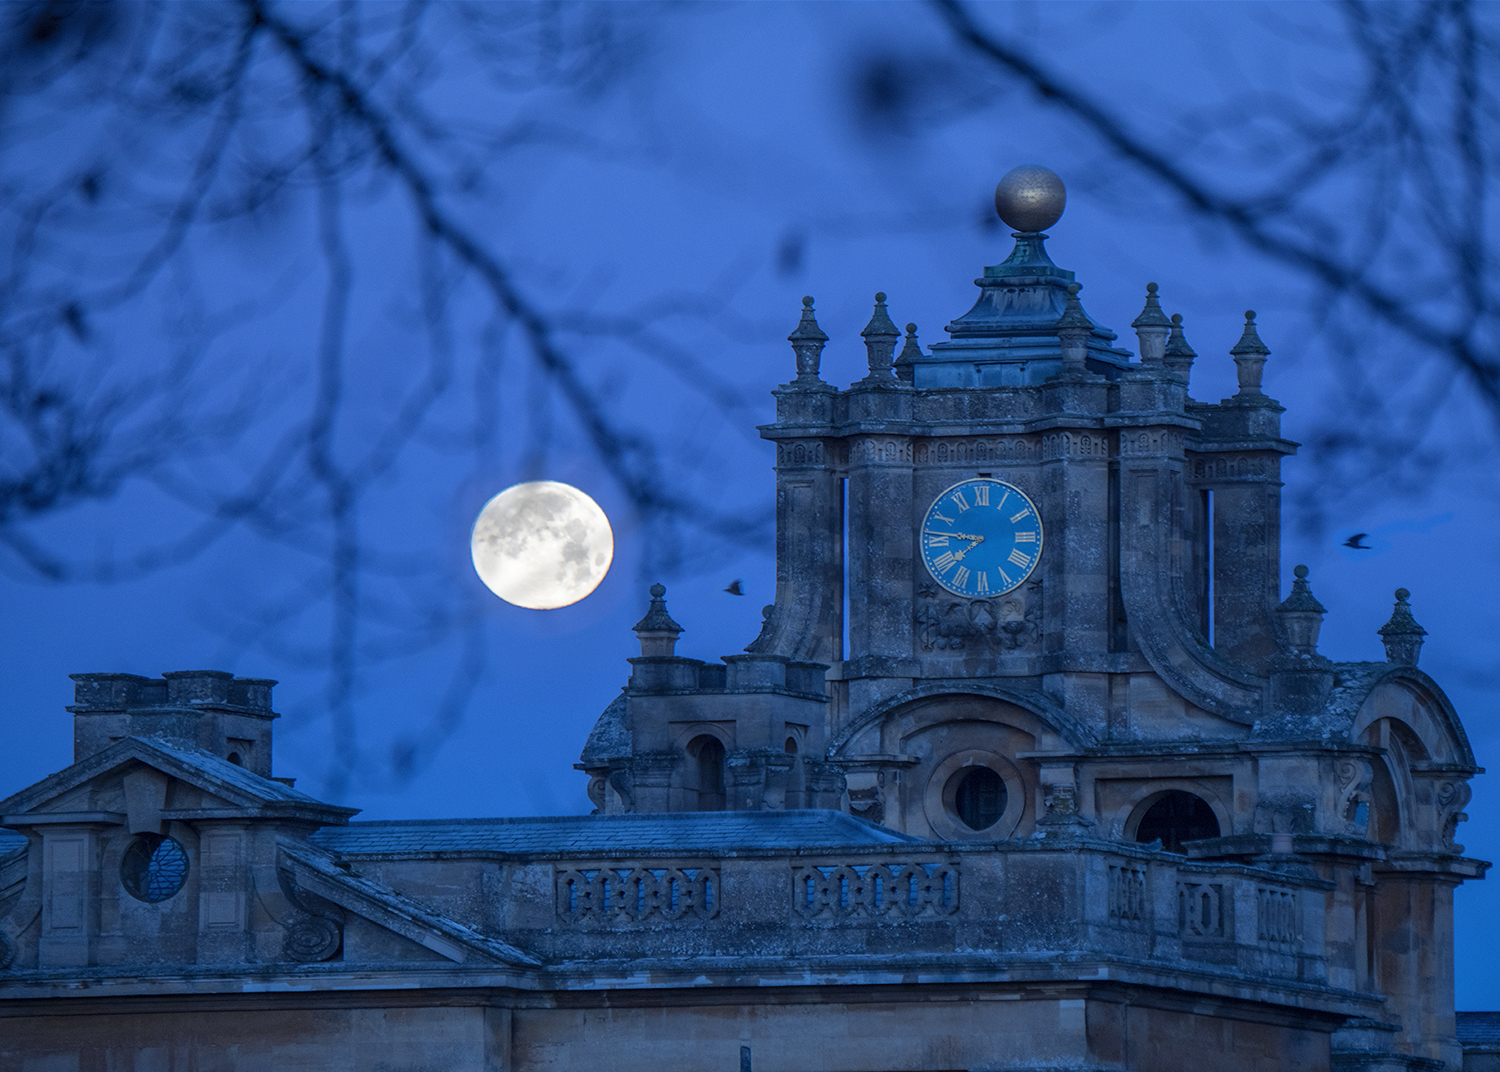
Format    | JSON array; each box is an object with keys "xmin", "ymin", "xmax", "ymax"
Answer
[
  {"xmin": 994, "ymin": 164, "xmax": 1066, "ymax": 233},
  {"xmin": 471, "ymin": 480, "xmax": 614, "ymax": 610}
]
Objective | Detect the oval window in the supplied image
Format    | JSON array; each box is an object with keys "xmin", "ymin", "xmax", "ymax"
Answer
[
  {"xmin": 953, "ymin": 766, "xmax": 1006, "ymax": 831},
  {"xmin": 120, "ymin": 833, "xmax": 190, "ymax": 903}
]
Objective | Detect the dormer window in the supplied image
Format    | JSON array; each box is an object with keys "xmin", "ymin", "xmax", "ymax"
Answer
[{"xmin": 120, "ymin": 834, "xmax": 190, "ymax": 903}]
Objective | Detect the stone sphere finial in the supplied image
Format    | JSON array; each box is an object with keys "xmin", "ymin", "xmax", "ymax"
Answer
[
  {"xmin": 649, "ymin": 583, "xmax": 665, "ymax": 598},
  {"xmin": 1294, "ymin": 564, "xmax": 1309, "ymax": 579},
  {"xmin": 1395, "ymin": 587, "xmax": 1410, "ymax": 601},
  {"xmin": 994, "ymin": 165, "xmax": 1066, "ymax": 233}
]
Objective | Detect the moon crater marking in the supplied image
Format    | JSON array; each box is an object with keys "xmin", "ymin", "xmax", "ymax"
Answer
[{"xmin": 471, "ymin": 481, "xmax": 614, "ymax": 609}]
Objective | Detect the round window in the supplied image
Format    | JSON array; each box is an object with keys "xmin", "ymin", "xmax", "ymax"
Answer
[
  {"xmin": 953, "ymin": 766, "xmax": 1007, "ymax": 831},
  {"xmin": 120, "ymin": 833, "xmax": 190, "ymax": 903}
]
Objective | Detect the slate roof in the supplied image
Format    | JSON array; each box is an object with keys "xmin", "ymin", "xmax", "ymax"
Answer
[
  {"xmin": 144, "ymin": 739, "xmax": 334, "ymax": 807},
  {"xmin": 1459, "ymin": 1012, "xmax": 1500, "ymax": 1048},
  {"xmin": 310, "ymin": 809, "xmax": 921, "ymax": 858},
  {"xmin": 0, "ymin": 829, "xmax": 24, "ymax": 857}
]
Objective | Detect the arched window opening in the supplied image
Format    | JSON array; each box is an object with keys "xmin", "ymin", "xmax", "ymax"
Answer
[
  {"xmin": 784, "ymin": 737, "xmax": 798, "ymax": 755},
  {"xmin": 226, "ymin": 752, "xmax": 243, "ymax": 767},
  {"xmin": 1135, "ymin": 791, "xmax": 1220, "ymax": 854},
  {"xmin": 690, "ymin": 736, "xmax": 726, "ymax": 811},
  {"xmin": 953, "ymin": 766, "xmax": 1006, "ymax": 831}
]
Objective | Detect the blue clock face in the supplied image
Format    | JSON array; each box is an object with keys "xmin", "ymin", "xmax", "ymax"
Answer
[{"xmin": 920, "ymin": 478, "xmax": 1044, "ymax": 598}]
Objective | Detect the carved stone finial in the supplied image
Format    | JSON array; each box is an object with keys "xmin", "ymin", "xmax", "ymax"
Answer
[
  {"xmin": 893, "ymin": 322, "xmax": 921, "ymax": 384},
  {"xmin": 1378, "ymin": 587, "xmax": 1427, "ymax": 666},
  {"xmin": 1164, "ymin": 311, "xmax": 1197, "ymax": 378},
  {"xmin": 788, "ymin": 295, "xmax": 829, "ymax": 385},
  {"xmin": 1131, "ymin": 282, "xmax": 1171, "ymax": 366},
  {"xmin": 1056, "ymin": 282, "xmax": 1091, "ymax": 373},
  {"xmin": 860, "ymin": 292, "xmax": 900, "ymax": 382},
  {"xmin": 1277, "ymin": 564, "xmax": 1327, "ymax": 655},
  {"xmin": 1230, "ymin": 309, "xmax": 1270, "ymax": 396},
  {"xmin": 633, "ymin": 584, "xmax": 684, "ymax": 657},
  {"xmin": 994, "ymin": 164, "xmax": 1066, "ymax": 233}
]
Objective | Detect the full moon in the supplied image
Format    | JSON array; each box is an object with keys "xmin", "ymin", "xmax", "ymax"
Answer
[{"xmin": 470, "ymin": 481, "xmax": 614, "ymax": 609}]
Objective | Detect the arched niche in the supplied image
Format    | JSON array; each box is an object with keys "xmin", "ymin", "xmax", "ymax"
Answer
[
  {"xmin": 1127, "ymin": 790, "xmax": 1221, "ymax": 854},
  {"xmin": 1116, "ymin": 780, "xmax": 1233, "ymax": 847},
  {"xmin": 671, "ymin": 725, "xmax": 732, "ymax": 812}
]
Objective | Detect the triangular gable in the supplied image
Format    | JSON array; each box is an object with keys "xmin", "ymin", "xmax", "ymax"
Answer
[
  {"xmin": 278, "ymin": 839, "xmax": 539, "ymax": 967},
  {"xmin": 0, "ymin": 736, "xmax": 357, "ymax": 828}
]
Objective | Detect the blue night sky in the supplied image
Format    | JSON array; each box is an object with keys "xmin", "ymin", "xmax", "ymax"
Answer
[{"xmin": 2, "ymin": 3, "xmax": 1496, "ymax": 1005}]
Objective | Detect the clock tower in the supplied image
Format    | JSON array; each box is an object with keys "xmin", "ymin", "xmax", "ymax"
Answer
[{"xmin": 577, "ymin": 171, "xmax": 1482, "ymax": 1065}]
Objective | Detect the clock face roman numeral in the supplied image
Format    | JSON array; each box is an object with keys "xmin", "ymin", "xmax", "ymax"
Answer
[
  {"xmin": 925, "ymin": 535, "xmax": 949, "ymax": 547},
  {"xmin": 972, "ymin": 484, "xmax": 989, "ymax": 506},
  {"xmin": 975, "ymin": 571, "xmax": 989, "ymax": 594},
  {"xmin": 1008, "ymin": 548, "xmax": 1032, "ymax": 568},
  {"xmin": 949, "ymin": 490, "xmax": 969, "ymax": 512},
  {"xmin": 1014, "ymin": 530, "xmax": 1038, "ymax": 543},
  {"xmin": 951, "ymin": 565, "xmax": 970, "ymax": 588},
  {"xmin": 1010, "ymin": 508, "xmax": 1031, "ymax": 524},
  {"xmin": 932, "ymin": 550, "xmax": 958, "ymax": 572}
]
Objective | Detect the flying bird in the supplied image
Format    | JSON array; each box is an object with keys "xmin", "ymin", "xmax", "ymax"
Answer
[
  {"xmin": 1343, "ymin": 533, "xmax": 1371, "ymax": 550},
  {"xmin": 724, "ymin": 580, "xmax": 744, "ymax": 596}
]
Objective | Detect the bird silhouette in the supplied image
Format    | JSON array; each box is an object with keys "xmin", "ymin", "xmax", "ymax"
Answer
[
  {"xmin": 1343, "ymin": 533, "xmax": 1371, "ymax": 550},
  {"xmin": 724, "ymin": 580, "xmax": 744, "ymax": 596}
]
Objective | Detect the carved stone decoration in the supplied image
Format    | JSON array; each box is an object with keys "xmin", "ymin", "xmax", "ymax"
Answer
[
  {"xmin": 283, "ymin": 913, "xmax": 342, "ymax": 963},
  {"xmin": 914, "ymin": 437, "xmax": 1040, "ymax": 465},
  {"xmin": 277, "ymin": 864, "xmax": 345, "ymax": 963},
  {"xmin": 846, "ymin": 770, "xmax": 886, "ymax": 825},
  {"xmin": 607, "ymin": 767, "xmax": 635, "ymax": 810},
  {"xmin": 585, "ymin": 774, "xmax": 607, "ymax": 814},
  {"xmin": 915, "ymin": 582, "xmax": 1040, "ymax": 652},
  {"xmin": 1335, "ymin": 759, "xmax": 1373, "ymax": 835},
  {"xmin": 1037, "ymin": 781, "xmax": 1092, "ymax": 830},
  {"xmin": 1189, "ymin": 453, "xmax": 1273, "ymax": 481},
  {"xmin": 1436, "ymin": 780, "xmax": 1472, "ymax": 850}
]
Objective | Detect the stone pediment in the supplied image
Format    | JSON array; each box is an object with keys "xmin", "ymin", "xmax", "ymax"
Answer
[{"xmin": 0, "ymin": 735, "xmax": 357, "ymax": 833}]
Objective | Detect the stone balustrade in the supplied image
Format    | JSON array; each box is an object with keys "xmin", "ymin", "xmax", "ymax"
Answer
[{"xmin": 444, "ymin": 839, "xmax": 1333, "ymax": 984}]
